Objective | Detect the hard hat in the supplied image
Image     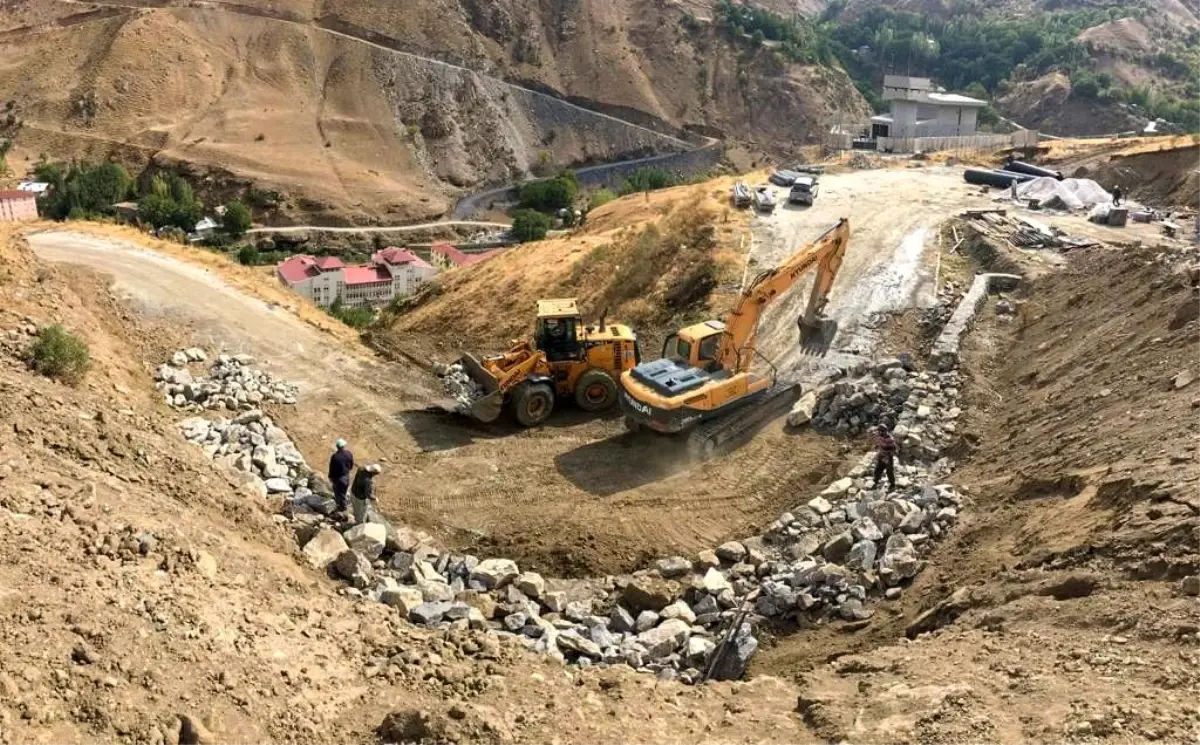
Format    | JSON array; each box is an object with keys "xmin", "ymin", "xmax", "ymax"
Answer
[{"xmin": 335, "ymin": 438, "xmax": 347, "ymax": 449}]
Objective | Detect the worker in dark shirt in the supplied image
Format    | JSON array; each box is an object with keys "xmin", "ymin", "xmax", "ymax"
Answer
[
  {"xmin": 328, "ymin": 439, "xmax": 354, "ymax": 513},
  {"xmin": 350, "ymin": 464, "xmax": 381, "ymax": 525},
  {"xmin": 1112, "ymin": 185, "xmax": 1123, "ymax": 206},
  {"xmin": 872, "ymin": 425, "xmax": 898, "ymax": 492}
]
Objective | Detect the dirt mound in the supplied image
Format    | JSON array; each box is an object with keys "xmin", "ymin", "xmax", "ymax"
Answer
[
  {"xmin": 1079, "ymin": 144, "xmax": 1200, "ymax": 209},
  {"xmin": 1075, "ymin": 17, "xmax": 1153, "ymax": 53},
  {"xmin": 997, "ymin": 72, "xmax": 1142, "ymax": 137},
  {"xmin": 377, "ymin": 178, "xmax": 752, "ymax": 360}
]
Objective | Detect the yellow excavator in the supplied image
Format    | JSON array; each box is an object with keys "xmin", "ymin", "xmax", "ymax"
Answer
[{"xmin": 619, "ymin": 218, "xmax": 849, "ymax": 457}]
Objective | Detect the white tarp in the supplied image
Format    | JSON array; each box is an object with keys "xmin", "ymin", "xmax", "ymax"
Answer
[{"xmin": 1016, "ymin": 177, "xmax": 1113, "ymax": 211}]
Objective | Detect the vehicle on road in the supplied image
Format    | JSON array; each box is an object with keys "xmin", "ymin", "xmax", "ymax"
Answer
[
  {"xmin": 752, "ymin": 186, "xmax": 776, "ymax": 212},
  {"xmin": 619, "ymin": 219, "xmax": 850, "ymax": 458},
  {"xmin": 769, "ymin": 170, "xmax": 801, "ymax": 187},
  {"xmin": 731, "ymin": 182, "xmax": 752, "ymax": 208},
  {"xmin": 447, "ymin": 299, "xmax": 640, "ymax": 427},
  {"xmin": 788, "ymin": 177, "xmax": 819, "ymax": 206}
]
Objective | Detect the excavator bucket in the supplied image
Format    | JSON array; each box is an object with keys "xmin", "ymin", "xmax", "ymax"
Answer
[
  {"xmin": 455, "ymin": 353, "xmax": 504, "ymax": 423},
  {"xmin": 798, "ymin": 315, "xmax": 838, "ymax": 356}
]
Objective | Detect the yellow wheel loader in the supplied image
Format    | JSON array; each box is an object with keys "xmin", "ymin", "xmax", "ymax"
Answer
[
  {"xmin": 619, "ymin": 218, "xmax": 849, "ymax": 458},
  {"xmin": 450, "ymin": 299, "xmax": 640, "ymax": 427}
]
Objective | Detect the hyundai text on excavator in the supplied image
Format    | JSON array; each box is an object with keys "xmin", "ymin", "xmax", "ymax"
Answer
[
  {"xmin": 453, "ymin": 299, "xmax": 640, "ymax": 427},
  {"xmin": 618, "ymin": 218, "xmax": 849, "ymax": 457}
]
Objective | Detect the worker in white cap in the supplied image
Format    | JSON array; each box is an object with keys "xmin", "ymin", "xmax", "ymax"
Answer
[
  {"xmin": 328, "ymin": 439, "xmax": 354, "ymax": 515},
  {"xmin": 350, "ymin": 463, "xmax": 382, "ymax": 525}
]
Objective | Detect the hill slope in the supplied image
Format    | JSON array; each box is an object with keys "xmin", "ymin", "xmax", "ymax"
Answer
[{"xmin": 0, "ymin": 0, "xmax": 869, "ymax": 224}]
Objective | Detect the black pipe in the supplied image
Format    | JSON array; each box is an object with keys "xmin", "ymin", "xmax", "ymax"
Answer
[
  {"xmin": 964, "ymin": 169, "xmax": 1037, "ymax": 187},
  {"xmin": 1002, "ymin": 159, "xmax": 1064, "ymax": 180}
]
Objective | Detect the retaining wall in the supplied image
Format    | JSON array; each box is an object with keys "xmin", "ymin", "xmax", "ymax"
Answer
[{"xmin": 931, "ymin": 272, "xmax": 1021, "ymax": 371}]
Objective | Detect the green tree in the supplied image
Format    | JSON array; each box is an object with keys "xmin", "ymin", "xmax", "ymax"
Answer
[
  {"xmin": 518, "ymin": 171, "xmax": 579, "ymax": 213},
  {"xmin": 37, "ymin": 160, "xmax": 134, "ymax": 220},
  {"xmin": 511, "ymin": 209, "xmax": 553, "ymax": 242},
  {"xmin": 137, "ymin": 173, "xmax": 203, "ymax": 230},
  {"xmin": 222, "ymin": 200, "xmax": 252, "ymax": 237}
]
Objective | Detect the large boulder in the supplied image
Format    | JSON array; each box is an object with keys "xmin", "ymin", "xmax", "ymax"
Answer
[
  {"xmin": 620, "ymin": 575, "xmax": 682, "ymax": 612},
  {"xmin": 343, "ymin": 523, "xmax": 387, "ymax": 561},
  {"xmin": 301, "ymin": 528, "xmax": 348, "ymax": 569},
  {"xmin": 653, "ymin": 556, "xmax": 693, "ymax": 578},
  {"xmin": 708, "ymin": 622, "xmax": 757, "ymax": 681},
  {"xmin": 845, "ymin": 540, "xmax": 878, "ymax": 571},
  {"xmin": 786, "ymin": 391, "xmax": 818, "ymax": 426},
  {"xmin": 380, "ymin": 586, "xmax": 424, "ymax": 616},
  {"xmin": 333, "ymin": 550, "xmax": 373, "ymax": 589},
  {"xmin": 515, "ymin": 572, "xmax": 545, "ymax": 599},
  {"xmin": 879, "ymin": 534, "xmax": 920, "ymax": 585},
  {"xmin": 821, "ymin": 531, "xmax": 854, "ymax": 562},
  {"xmin": 470, "ymin": 559, "xmax": 519, "ymax": 589},
  {"xmin": 635, "ymin": 618, "xmax": 691, "ymax": 659}
]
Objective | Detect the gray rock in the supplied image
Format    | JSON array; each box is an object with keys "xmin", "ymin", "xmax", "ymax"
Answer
[
  {"xmin": 788, "ymin": 534, "xmax": 821, "ymax": 560},
  {"xmin": 851, "ymin": 516, "xmax": 884, "ymax": 542},
  {"xmin": 821, "ymin": 477, "xmax": 854, "ymax": 497},
  {"xmin": 610, "ymin": 606, "xmax": 637, "ymax": 633},
  {"xmin": 845, "ymin": 540, "xmax": 878, "ymax": 571},
  {"xmin": 301, "ymin": 528, "xmax": 348, "ymax": 569},
  {"xmin": 380, "ymin": 586, "xmax": 424, "ymax": 615},
  {"xmin": 807, "ymin": 496, "xmax": 834, "ymax": 514},
  {"xmin": 263, "ymin": 477, "xmax": 292, "ymax": 493},
  {"xmin": 899, "ymin": 508, "xmax": 927, "ymax": 534},
  {"xmin": 621, "ymin": 576, "xmax": 681, "ymax": 612},
  {"xmin": 563, "ymin": 600, "xmax": 592, "ymax": 622},
  {"xmin": 470, "ymin": 558, "xmax": 519, "ymax": 589},
  {"xmin": 821, "ymin": 531, "xmax": 854, "ymax": 562},
  {"xmin": 684, "ymin": 636, "xmax": 716, "ymax": 668},
  {"xmin": 332, "ymin": 550, "xmax": 373, "ymax": 589},
  {"xmin": 410, "ymin": 601, "xmax": 453, "ymax": 625},
  {"xmin": 716, "ymin": 541, "xmax": 747, "ymax": 563},
  {"xmin": 1181, "ymin": 576, "xmax": 1200, "ymax": 596},
  {"xmin": 636, "ymin": 618, "xmax": 691, "ymax": 659},
  {"xmin": 587, "ymin": 622, "xmax": 616, "ymax": 649},
  {"xmin": 635, "ymin": 610, "xmax": 660, "ymax": 633},
  {"xmin": 653, "ymin": 556, "xmax": 693, "ymax": 578},
  {"xmin": 542, "ymin": 591, "xmax": 567, "ymax": 613},
  {"xmin": 416, "ymin": 579, "xmax": 455, "ymax": 603},
  {"xmin": 691, "ymin": 594, "xmax": 720, "ymax": 617},
  {"xmin": 787, "ymin": 391, "xmax": 818, "ymax": 426},
  {"xmin": 556, "ymin": 631, "xmax": 603, "ymax": 659},
  {"xmin": 838, "ymin": 598, "xmax": 873, "ymax": 621},
  {"xmin": 660, "ymin": 601, "xmax": 697, "ymax": 624},
  {"xmin": 503, "ymin": 612, "xmax": 527, "ymax": 632},
  {"xmin": 879, "ymin": 534, "xmax": 920, "ymax": 585},
  {"xmin": 343, "ymin": 522, "xmax": 387, "ymax": 561},
  {"xmin": 700, "ymin": 567, "xmax": 732, "ymax": 594},
  {"xmin": 515, "ymin": 571, "xmax": 545, "ymax": 599},
  {"xmin": 708, "ymin": 622, "xmax": 757, "ymax": 681}
]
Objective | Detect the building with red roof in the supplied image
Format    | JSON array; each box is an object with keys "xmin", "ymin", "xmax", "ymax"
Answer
[
  {"xmin": 0, "ymin": 190, "xmax": 38, "ymax": 222},
  {"xmin": 276, "ymin": 246, "xmax": 438, "ymax": 309},
  {"xmin": 429, "ymin": 242, "xmax": 500, "ymax": 270}
]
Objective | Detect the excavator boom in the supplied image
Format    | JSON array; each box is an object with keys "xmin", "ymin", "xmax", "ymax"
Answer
[{"xmin": 718, "ymin": 218, "xmax": 849, "ymax": 368}]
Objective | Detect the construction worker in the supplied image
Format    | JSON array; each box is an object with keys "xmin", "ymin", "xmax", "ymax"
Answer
[
  {"xmin": 350, "ymin": 464, "xmax": 382, "ymax": 525},
  {"xmin": 1112, "ymin": 185, "xmax": 1123, "ymax": 206},
  {"xmin": 871, "ymin": 424, "xmax": 898, "ymax": 492},
  {"xmin": 328, "ymin": 439, "xmax": 354, "ymax": 514}
]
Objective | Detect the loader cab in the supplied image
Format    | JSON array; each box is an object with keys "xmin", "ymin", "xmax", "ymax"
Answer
[
  {"xmin": 662, "ymin": 320, "xmax": 726, "ymax": 372},
  {"xmin": 534, "ymin": 298, "xmax": 585, "ymax": 362}
]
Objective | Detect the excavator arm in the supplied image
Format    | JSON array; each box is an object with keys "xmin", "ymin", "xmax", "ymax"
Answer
[{"xmin": 717, "ymin": 218, "xmax": 849, "ymax": 371}]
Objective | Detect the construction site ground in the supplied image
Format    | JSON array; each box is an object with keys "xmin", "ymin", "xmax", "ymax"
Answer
[{"xmin": 11, "ymin": 155, "xmax": 1200, "ymax": 744}]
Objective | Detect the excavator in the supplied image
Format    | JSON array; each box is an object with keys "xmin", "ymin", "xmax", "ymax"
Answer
[{"xmin": 619, "ymin": 218, "xmax": 849, "ymax": 458}]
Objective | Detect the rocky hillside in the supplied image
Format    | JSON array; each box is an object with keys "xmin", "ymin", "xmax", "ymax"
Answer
[{"xmin": 0, "ymin": 0, "xmax": 868, "ymax": 224}]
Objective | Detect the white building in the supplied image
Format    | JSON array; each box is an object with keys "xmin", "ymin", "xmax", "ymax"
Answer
[
  {"xmin": 871, "ymin": 75, "xmax": 986, "ymax": 140},
  {"xmin": 276, "ymin": 247, "xmax": 438, "ymax": 309}
]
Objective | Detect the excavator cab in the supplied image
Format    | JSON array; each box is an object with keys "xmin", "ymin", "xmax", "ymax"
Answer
[{"xmin": 662, "ymin": 321, "xmax": 725, "ymax": 372}]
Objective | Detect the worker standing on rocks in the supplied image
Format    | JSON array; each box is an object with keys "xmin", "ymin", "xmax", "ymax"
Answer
[
  {"xmin": 328, "ymin": 439, "xmax": 354, "ymax": 516},
  {"xmin": 872, "ymin": 424, "xmax": 898, "ymax": 492},
  {"xmin": 1112, "ymin": 185, "xmax": 1123, "ymax": 206},
  {"xmin": 350, "ymin": 464, "xmax": 382, "ymax": 525}
]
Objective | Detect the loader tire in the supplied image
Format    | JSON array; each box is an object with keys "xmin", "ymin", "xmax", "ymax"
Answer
[
  {"xmin": 574, "ymin": 369, "xmax": 618, "ymax": 412},
  {"xmin": 512, "ymin": 382, "xmax": 554, "ymax": 427}
]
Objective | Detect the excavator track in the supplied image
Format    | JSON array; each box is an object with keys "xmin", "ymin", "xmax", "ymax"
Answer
[{"xmin": 686, "ymin": 382, "xmax": 802, "ymax": 459}]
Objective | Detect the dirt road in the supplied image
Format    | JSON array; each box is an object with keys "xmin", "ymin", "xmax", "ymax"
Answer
[{"xmin": 29, "ymin": 166, "xmax": 992, "ymax": 576}]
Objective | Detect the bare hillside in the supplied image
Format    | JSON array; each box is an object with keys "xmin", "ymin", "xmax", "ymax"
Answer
[{"xmin": 0, "ymin": 0, "xmax": 869, "ymax": 223}]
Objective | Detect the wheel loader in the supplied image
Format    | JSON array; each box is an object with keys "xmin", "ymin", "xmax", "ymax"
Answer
[
  {"xmin": 447, "ymin": 299, "xmax": 639, "ymax": 427},
  {"xmin": 619, "ymin": 218, "xmax": 849, "ymax": 458}
]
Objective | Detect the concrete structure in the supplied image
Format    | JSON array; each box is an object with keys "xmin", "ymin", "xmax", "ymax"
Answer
[
  {"xmin": 276, "ymin": 247, "xmax": 438, "ymax": 309},
  {"xmin": 430, "ymin": 242, "xmax": 499, "ymax": 270},
  {"xmin": 871, "ymin": 76, "xmax": 986, "ymax": 140},
  {"xmin": 0, "ymin": 190, "xmax": 38, "ymax": 222},
  {"xmin": 17, "ymin": 181, "xmax": 50, "ymax": 196}
]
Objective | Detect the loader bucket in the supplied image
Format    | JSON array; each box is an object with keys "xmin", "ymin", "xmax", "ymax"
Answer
[
  {"xmin": 456, "ymin": 353, "xmax": 504, "ymax": 423},
  {"xmin": 798, "ymin": 316, "xmax": 838, "ymax": 356}
]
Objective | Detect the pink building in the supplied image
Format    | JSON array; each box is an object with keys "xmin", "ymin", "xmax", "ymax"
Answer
[
  {"xmin": 0, "ymin": 190, "xmax": 38, "ymax": 222},
  {"xmin": 430, "ymin": 242, "xmax": 499, "ymax": 270},
  {"xmin": 276, "ymin": 248, "xmax": 438, "ymax": 309}
]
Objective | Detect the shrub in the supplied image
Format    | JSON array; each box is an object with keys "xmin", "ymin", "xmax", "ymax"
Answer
[
  {"xmin": 222, "ymin": 200, "xmax": 252, "ymax": 237},
  {"xmin": 236, "ymin": 245, "xmax": 260, "ymax": 265},
  {"xmin": 511, "ymin": 209, "xmax": 554, "ymax": 242},
  {"xmin": 589, "ymin": 188, "xmax": 617, "ymax": 211},
  {"xmin": 518, "ymin": 171, "xmax": 579, "ymax": 213},
  {"xmin": 137, "ymin": 173, "xmax": 203, "ymax": 231},
  {"xmin": 327, "ymin": 297, "xmax": 374, "ymax": 328},
  {"xmin": 619, "ymin": 167, "xmax": 680, "ymax": 195},
  {"xmin": 26, "ymin": 325, "xmax": 91, "ymax": 385}
]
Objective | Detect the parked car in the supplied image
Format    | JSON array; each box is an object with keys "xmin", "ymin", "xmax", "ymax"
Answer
[
  {"xmin": 731, "ymin": 182, "xmax": 752, "ymax": 208},
  {"xmin": 769, "ymin": 169, "xmax": 801, "ymax": 187},
  {"xmin": 788, "ymin": 177, "xmax": 818, "ymax": 206},
  {"xmin": 752, "ymin": 185, "xmax": 776, "ymax": 212}
]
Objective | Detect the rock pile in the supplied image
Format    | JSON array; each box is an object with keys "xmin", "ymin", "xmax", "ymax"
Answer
[
  {"xmin": 440, "ymin": 362, "xmax": 485, "ymax": 413},
  {"xmin": 155, "ymin": 351, "xmax": 299, "ymax": 411},
  {"xmin": 788, "ymin": 357, "xmax": 915, "ymax": 435},
  {"xmin": 180, "ymin": 410, "xmax": 312, "ymax": 497}
]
